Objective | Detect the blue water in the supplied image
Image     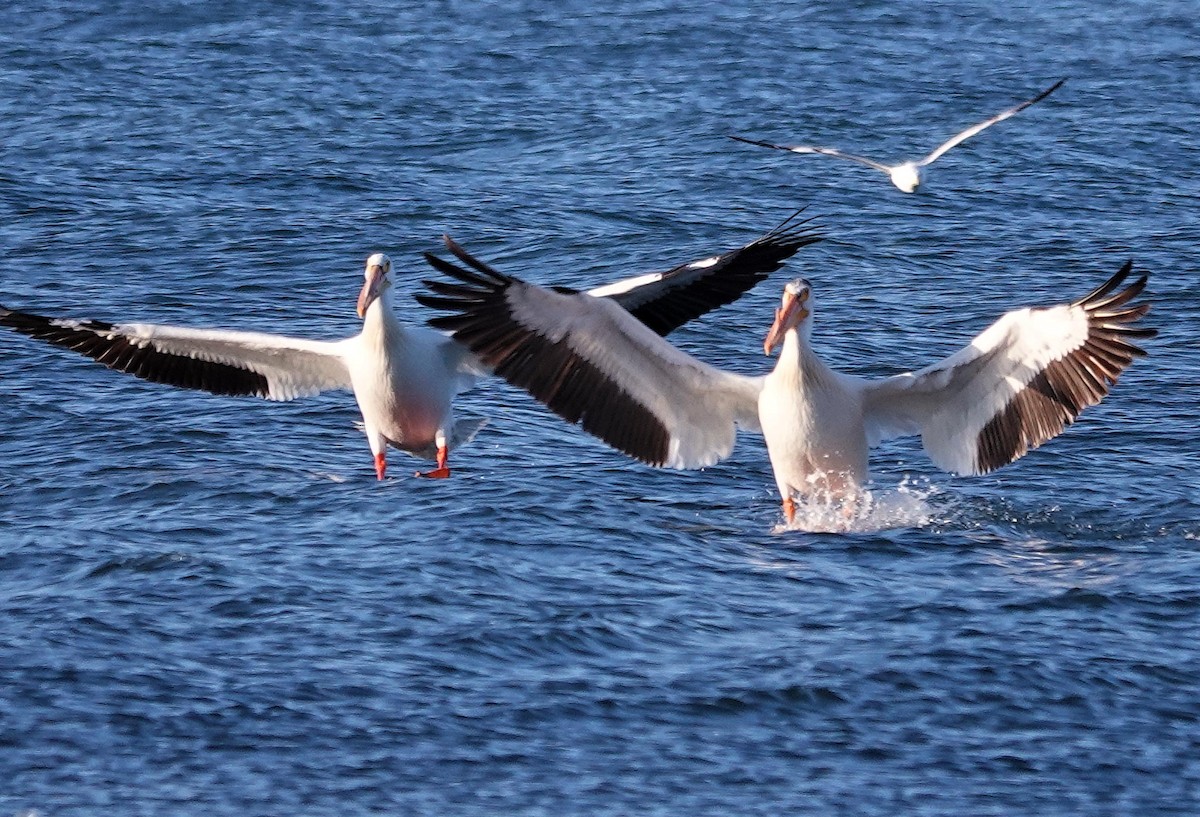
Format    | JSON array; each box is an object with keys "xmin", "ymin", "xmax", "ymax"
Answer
[{"xmin": 2, "ymin": 1, "xmax": 1198, "ymax": 814}]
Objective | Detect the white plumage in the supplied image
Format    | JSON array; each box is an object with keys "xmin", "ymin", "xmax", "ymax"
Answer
[
  {"xmin": 1, "ymin": 253, "xmax": 480, "ymax": 480},
  {"xmin": 2, "ymin": 218, "xmax": 820, "ymax": 479},
  {"xmin": 422, "ymin": 245, "xmax": 1154, "ymax": 523}
]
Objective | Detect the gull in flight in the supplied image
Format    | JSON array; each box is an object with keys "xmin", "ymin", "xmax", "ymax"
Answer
[
  {"xmin": 731, "ymin": 78, "xmax": 1065, "ymax": 192},
  {"xmin": 0, "ymin": 217, "xmax": 820, "ymax": 480},
  {"xmin": 420, "ymin": 241, "xmax": 1153, "ymax": 524}
]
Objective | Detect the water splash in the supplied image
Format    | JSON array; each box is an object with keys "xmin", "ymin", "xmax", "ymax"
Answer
[{"xmin": 772, "ymin": 477, "xmax": 941, "ymax": 534}]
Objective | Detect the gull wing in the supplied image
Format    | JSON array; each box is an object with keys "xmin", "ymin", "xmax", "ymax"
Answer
[
  {"xmin": 860, "ymin": 261, "xmax": 1154, "ymax": 475},
  {"xmin": 730, "ymin": 135, "xmax": 894, "ymax": 173},
  {"xmin": 0, "ymin": 307, "xmax": 353, "ymax": 400},
  {"xmin": 417, "ymin": 240, "xmax": 763, "ymax": 469},
  {"xmin": 918, "ymin": 78, "xmax": 1066, "ymax": 167}
]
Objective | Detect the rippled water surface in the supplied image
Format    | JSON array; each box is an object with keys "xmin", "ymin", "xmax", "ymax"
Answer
[{"xmin": 1, "ymin": 2, "xmax": 1198, "ymax": 815}]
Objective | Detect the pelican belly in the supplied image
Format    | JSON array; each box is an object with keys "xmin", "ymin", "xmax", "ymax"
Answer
[
  {"xmin": 759, "ymin": 366, "xmax": 869, "ymax": 500},
  {"xmin": 361, "ymin": 357, "xmax": 455, "ymax": 453},
  {"xmin": 347, "ymin": 321, "xmax": 457, "ymax": 458}
]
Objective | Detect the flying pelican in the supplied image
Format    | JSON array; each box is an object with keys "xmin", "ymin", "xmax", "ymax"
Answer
[
  {"xmin": 0, "ymin": 217, "xmax": 820, "ymax": 480},
  {"xmin": 420, "ymin": 243, "xmax": 1154, "ymax": 523},
  {"xmin": 730, "ymin": 78, "xmax": 1065, "ymax": 192}
]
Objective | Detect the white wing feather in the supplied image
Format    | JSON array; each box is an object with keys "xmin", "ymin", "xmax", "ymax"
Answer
[
  {"xmin": 99, "ymin": 321, "xmax": 353, "ymax": 400},
  {"xmin": 504, "ymin": 283, "xmax": 764, "ymax": 469},
  {"xmin": 861, "ymin": 303, "xmax": 1089, "ymax": 474},
  {"xmin": 918, "ymin": 78, "xmax": 1065, "ymax": 167}
]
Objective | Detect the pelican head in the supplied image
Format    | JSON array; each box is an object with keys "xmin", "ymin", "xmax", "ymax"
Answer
[
  {"xmin": 764, "ymin": 278, "xmax": 812, "ymax": 355},
  {"xmin": 357, "ymin": 252, "xmax": 393, "ymax": 318},
  {"xmin": 889, "ymin": 163, "xmax": 921, "ymax": 193}
]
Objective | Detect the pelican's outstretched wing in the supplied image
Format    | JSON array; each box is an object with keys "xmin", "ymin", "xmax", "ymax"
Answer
[
  {"xmin": 0, "ymin": 307, "xmax": 352, "ymax": 400},
  {"xmin": 584, "ymin": 210, "xmax": 823, "ymax": 336},
  {"xmin": 418, "ymin": 241, "xmax": 763, "ymax": 469},
  {"xmin": 861, "ymin": 261, "xmax": 1154, "ymax": 475}
]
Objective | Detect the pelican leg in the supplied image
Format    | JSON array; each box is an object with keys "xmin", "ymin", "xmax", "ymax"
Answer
[
  {"xmin": 415, "ymin": 445, "xmax": 451, "ymax": 479},
  {"xmin": 374, "ymin": 452, "xmax": 387, "ymax": 480},
  {"xmin": 782, "ymin": 496, "xmax": 796, "ymax": 525}
]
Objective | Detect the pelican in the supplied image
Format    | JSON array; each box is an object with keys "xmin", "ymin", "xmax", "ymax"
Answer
[
  {"xmin": 0, "ymin": 217, "xmax": 820, "ymax": 480},
  {"xmin": 420, "ymin": 243, "xmax": 1154, "ymax": 523},
  {"xmin": 730, "ymin": 78, "xmax": 1065, "ymax": 192}
]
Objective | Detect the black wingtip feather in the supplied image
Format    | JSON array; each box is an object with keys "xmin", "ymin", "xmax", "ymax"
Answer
[
  {"xmin": 729, "ymin": 135, "xmax": 788, "ymax": 151},
  {"xmin": 1032, "ymin": 77, "xmax": 1066, "ymax": 104},
  {"xmin": 442, "ymin": 235, "xmax": 511, "ymax": 283},
  {"xmin": 614, "ymin": 213, "xmax": 823, "ymax": 336},
  {"xmin": 421, "ymin": 251, "xmax": 492, "ymax": 287},
  {"xmin": 1076, "ymin": 260, "xmax": 1134, "ymax": 307}
]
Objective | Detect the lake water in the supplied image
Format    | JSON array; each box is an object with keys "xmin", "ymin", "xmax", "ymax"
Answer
[{"xmin": 1, "ymin": 1, "xmax": 1198, "ymax": 815}]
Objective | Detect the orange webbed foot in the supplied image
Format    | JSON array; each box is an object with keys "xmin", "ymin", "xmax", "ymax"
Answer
[
  {"xmin": 782, "ymin": 497, "xmax": 797, "ymax": 525},
  {"xmin": 415, "ymin": 445, "xmax": 450, "ymax": 478}
]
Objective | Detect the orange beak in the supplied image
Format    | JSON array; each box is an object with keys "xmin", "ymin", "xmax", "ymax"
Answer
[
  {"xmin": 356, "ymin": 263, "xmax": 386, "ymax": 318},
  {"xmin": 763, "ymin": 288, "xmax": 809, "ymax": 355}
]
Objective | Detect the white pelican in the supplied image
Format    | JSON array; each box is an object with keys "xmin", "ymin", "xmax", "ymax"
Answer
[
  {"xmin": 0, "ymin": 218, "xmax": 820, "ymax": 480},
  {"xmin": 731, "ymin": 78, "xmax": 1065, "ymax": 192},
  {"xmin": 420, "ymin": 244, "xmax": 1154, "ymax": 523}
]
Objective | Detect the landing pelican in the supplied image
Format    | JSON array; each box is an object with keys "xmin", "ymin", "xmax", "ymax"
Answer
[{"xmin": 420, "ymin": 244, "xmax": 1154, "ymax": 523}]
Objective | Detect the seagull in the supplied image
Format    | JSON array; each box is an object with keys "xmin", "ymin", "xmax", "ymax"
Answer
[
  {"xmin": 420, "ymin": 245, "xmax": 1154, "ymax": 524},
  {"xmin": 730, "ymin": 78, "xmax": 1065, "ymax": 193},
  {"xmin": 0, "ymin": 217, "xmax": 821, "ymax": 480}
]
